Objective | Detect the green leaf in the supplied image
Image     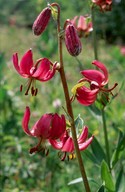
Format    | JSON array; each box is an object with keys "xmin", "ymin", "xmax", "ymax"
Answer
[
  {"xmin": 68, "ymin": 177, "xmax": 99, "ymax": 186},
  {"xmin": 68, "ymin": 177, "xmax": 82, "ymax": 185},
  {"xmin": 88, "ymin": 104, "xmax": 102, "ymax": 121},
  {"xmin": 111, "ymin": 131, "xmax": 125, "ymax": 168},
  {"xmin": 74, "ymin": 114, "xmax": 84, "ymax": 134},
  {"xmin": 96, "ymin": 185, "xmax": 105, "ymax": 192},
  {"xmin": 83, "ymin": 149, "xmax": 98, "ymax": 164},
  {"xmin": 116, "ymin": 166, "xmax": 125, "ymax": 192},
  {"xmin": 101, "ymin": 160, "xmax": 115, "ymax": 192},
  {"xmin": 91, "ymin": 136, "xmax": 106, "ymax": 164}
]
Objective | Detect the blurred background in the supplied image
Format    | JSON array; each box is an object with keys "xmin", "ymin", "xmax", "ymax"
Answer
[{"xmin": 0, "ymin": 0, "xmax": 125, "ymax": 191}]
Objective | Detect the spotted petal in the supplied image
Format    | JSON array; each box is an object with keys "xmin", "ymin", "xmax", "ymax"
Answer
[
  {"xmin": 78, "ymin": 126, "xmax": 88, "ymax": 144},
  {"xmin": 20, "ymin": 49, "xmax": 33, "ymax": 76},
  {"xmin": 31, "ymin": 114, "xmax": 52, "ymax": 138},
  {"xmin": 79, "ymin": 135, "xmax": 94, "ymax": 151},
  {"xmin": 49, "ymin": 139, "xmax": 63, "ymax": 150},
  {"xmin": 92, "ymin": 60, "xmax": 108, "ymax": 85},
  {"xmin": 12, "ymin": 53, "xmax": 22, "ymax": 75},
  {"xmin": 33, "ymin": 58, "xmax": 56, "ymax": 81},
  {"xmin": 62, "ymin": 137, "xmax": 75, "ymax": 153},
  {"xmin": 76, "ymin": 86, "xmax": 98, "ymax": 106},
  {"xmin": 49, "ymin": 114, "xmax": 66, "ymax": 139},
  {"xmin": 22, "ymin": 107, "xmax": 32, "ymax": 136}
]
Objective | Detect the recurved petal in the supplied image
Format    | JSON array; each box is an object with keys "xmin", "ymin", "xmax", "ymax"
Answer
[
  {"xmin": 92, "ymin": 60, "xmax": 108, "ymax": 84},
  {"xmin": 49, "ymin": 139, "xmax": 63, "ymax": 150},
  {"xmin": 31, "ymin": 114, "xmax": 52, "ymax": 138},
  {"xmin": 20, "ymin": 49, "xmax": 33, "ymax": 76},
  {"xmin": 77, "ymin": 16, "xmax": 87, "ymax": 31},
  {"xmin": 79, "ymin": 135, "xmax": 94, "ymax": 151},
  {"xmin": 76, "ymin": 86, "xmax": 98, "ymax": 106},
  {"xmin": 62, "ymin": 137, "xmax": 75, "ymax": 153},
  {"xmin": 78, "ymin": 126, "xmax": 88, "ymax": 144},
  {"xmin": 33, "ymin": 58, "xmax": 56, "ymax": 81},
  {"xmin": 12, "ymin": 53, "xmax": 22, "ymax": 75},
  {"xmin": 32, "ymin": 58, "xmax": 50, "ymax": 78},
  {"xmin": 22, "ymin": 106, "xmax": 32, "ymax": 136},
  {"xmin": 49, "ymin": 114, "xmax": 66, "ymax": 140},
  {"xmin": 81, "ymin": 69, "xmax": 105, "ymax": 86},
  {"xmin": 70, "ymin": 16, "xmax": 78, "ymax": 27}
]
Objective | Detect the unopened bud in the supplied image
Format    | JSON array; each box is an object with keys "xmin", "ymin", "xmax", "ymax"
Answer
[
  {"xmin": 32, "ymin": 7, "xmax": 51, "ymax": 36},
  {"xmin": 65, "ymin": 24, "xmax": 82, "ymax": 56}
]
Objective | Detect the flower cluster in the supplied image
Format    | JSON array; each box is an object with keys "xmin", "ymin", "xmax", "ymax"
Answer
[
  {"xmin": 12, "ymin": 3, "xmax": 117, "ymax": 161},
  {"xmin": 92, "ymin": 0, "xmax": 112, "ymax": 12}
]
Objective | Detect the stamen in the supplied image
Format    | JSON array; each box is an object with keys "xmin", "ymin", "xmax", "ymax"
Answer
[
  {"xmin": 29, "ymin": 146, "xmax": 38, "ymax": 154},
  {"xmin": 20, "ymin": 84, "xmax": 23, "ymax": 92},
  {"xmin": 25, "ymin": 79, "xmax": 32, "ymax": 95},
  {"xmin": 100, "ymin": 83, "xmax": 118, "ymax": 93},
  {"xmin": 34, "ymin": 88, "xmax": 38, "ymax": 96},
  {"xmin": 31, "ymin": 86, "xmax": 35, "ymax": 96},
  {"xmin": 58, "ymin": 151, "xmax": 67, "ymax": 161},
  {"xmin": 68, "ymin": 153, "xmax": 76, "ymax": 160},
  {"xmin": 45, "ymin": 149, "xmax": 49, "ymax": 156}
]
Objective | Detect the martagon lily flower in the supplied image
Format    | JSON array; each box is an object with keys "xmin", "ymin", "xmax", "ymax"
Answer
[
  {"xmin": 70, "ymin": 15, "xmax": 93, "ymax": 37},
  {"xmin": 71, "ymin": 60, "xmax": 118, "ymax": 106},
  {"xmin": 12, "ymin": 49, "xmax": 57, "ymax": 95},
  {"xmin": 49, "ymin": 126, "xmax": 94, "ymax": 160},
  {"xmin": 92, "ymin": 0, "xmax": 112, "ymax": 12},
  {"xmin": 22, "ymin": 106, "xmax": 66, "ymax": 154}
]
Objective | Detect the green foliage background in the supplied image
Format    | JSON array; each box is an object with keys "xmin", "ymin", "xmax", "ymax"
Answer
[{"xmin": 0, "ymin": 0, "xmax": 125, "ymax": 192}]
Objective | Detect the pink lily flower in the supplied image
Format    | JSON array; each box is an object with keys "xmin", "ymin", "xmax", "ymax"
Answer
[
  {"xmin": 49, "ymin": 126, "xmax": 94, "ymax": 160},
  {"xmin": 22, "ymin": 106, "xmax": 66, "ymax": 154},
  {"xmin": 70, "ymin": 15, "xmax": 93, "ymax": 37},
  {"xmin": 92, "ymin": 0, "xmax": 112, "ymax": 12},
  {"xmin": 12, "ymin": 49, "xmax": 57, "ymax": 95},
  {"xmin": 71, "ymin": 60, "xmax": 118, "ymax": 106}
]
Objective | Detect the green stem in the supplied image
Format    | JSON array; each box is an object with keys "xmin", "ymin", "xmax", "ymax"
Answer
[
  {"xmin": 51, "ymin": 3, "xmax": 91, "ymax": 192},
  {"xmin": 101, "ymin": 109, "xmax": 111, "ymax": 169},
  {"xmin": 91, "ymin": 6, "xmax": 98, "ymax": 60},
  {"xmin": 91, "ymin": 6, "xmax": 111, "ymax": 169}
]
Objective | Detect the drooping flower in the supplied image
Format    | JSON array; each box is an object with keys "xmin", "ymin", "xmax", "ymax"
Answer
[
  {"xmin": 32, "ymin": 7, "xmax": 51, "ymax": 36},
  {"xmin": 70, "ymin": 15, "xmax": 93, "ymax": 37},
  {"xmin": 71, "ymin": 60, "xmax": 118, "ymax": 106},
  {"xmin": 49, "ymin": 126, "xmax": 94, "ymax": 160},
  {"xmin": 12, "ymin": 49, "xmax": 57, "ymax": 95},
  {"xmin": 64, "ymin": 23, "xmax": 82, "ymax": 56},
  {"xmin": 92, "ymin": 0, "xmax": 112, "ymax": 12},
  {"xmin": 22, "ymin": 106, "xmax": 66, "ymax": 154}
]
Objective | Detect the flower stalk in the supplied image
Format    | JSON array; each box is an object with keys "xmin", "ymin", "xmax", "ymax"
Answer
[
  {"xmin": 91, "ymin": 5, "xmax": 111, "ymax": 169},
  {"xmin": 101, "ymin": 109, "xmax": 111, "ymax": 169},
  {"xmin": 91, "ymin": 6, "xmax": 98, "ymax": 60},
  {"xmin": 52, "ymin": 3, "xmax": 91, "ymax": 191}
]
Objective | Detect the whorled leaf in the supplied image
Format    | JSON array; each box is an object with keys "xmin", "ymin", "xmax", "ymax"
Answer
[
  {"xmin": 111, "ymin": 131, "xmax": 125, "ymax": 168},
  {"xmin": 101, "ymin": 160, "xmax": 115, "ymax": 192},
  {"xmin": 91, "ymin": 136, "xmax": 106, "ymax": 164}
]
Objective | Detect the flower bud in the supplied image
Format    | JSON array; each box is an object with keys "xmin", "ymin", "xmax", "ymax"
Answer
[
  {"xmin": 32, "ymin": 7, "xmax": 51, "ymax": 36},
  {"xmin": 65, "ymin": 24, "xmax": 82, "ymax": 56}
]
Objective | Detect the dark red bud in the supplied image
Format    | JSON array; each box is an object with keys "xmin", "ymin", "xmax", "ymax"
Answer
[
  {"xmin": 32, "ymin": 7, "xmax": 51, "ymax": 36},
  {"xmin": 65, "ymin": 24, "xmax": 82, "ymax": 56}
]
